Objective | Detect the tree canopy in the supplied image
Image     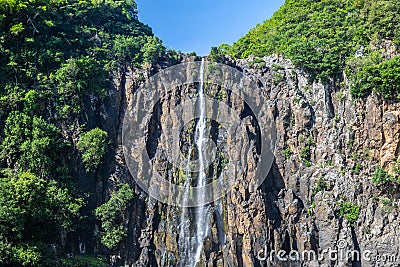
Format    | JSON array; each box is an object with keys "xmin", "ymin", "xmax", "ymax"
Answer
[
  {"xmin": 0, "ymin": 0, "xmax": 167, "ymax": 265},
  {"xmin": 225, "ymin": 0, "xmax": 400, "ymax": 98}
]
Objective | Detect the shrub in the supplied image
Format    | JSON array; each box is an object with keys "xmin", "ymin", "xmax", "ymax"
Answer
[
  {"xmin": 11, "ymin": 244, "xmax": 41, "ymax": 266},
  {"xmin": 372, "ymin": 166, "xmax": 400, "ymax": 193},
  {"xmin": 60, "ymin": 254, "xmax": 107, "ymax": 267},
  {"xmin": 313, "ymin": 178, "xmax": 328, "ymax": 194},
  {"xmin": 284, "ymin": 147, "xmax": 292, "ymax": 159},
  {"xmin": 340, "ymin": 201, "xmax": 360, "ymax": 225},
  {"xmin": 273, "ymin": 73, "xmax": 284, "ymax": 85},
  {"xmin": 55, "ymin": 57, "xmax": 108, "ymax": 98},
  {"xmin": 0, "ymin": 172, "xmax": 83, "ymax": 265},
  {"xmin": 95, "ymin": 184, "xmax": 135, "ymax": 249},
  {"xmin": 353, "ymin": 162, "xmax": 361, "ymax": 175},
  {"xmin": 0, "ymin": 112, "xmax": 63, "ymax": 177},
  {"xmin": 209, "ymin": 46, "xmax": 227, "ymax": 63},
  {"xmin": 350, "ymin": 55, "xmax": 400, "ymax": 99},
  {"xmin": 54, "ymin": 57, "xmax": 108, "ymax": 115},
  {"xmin": 372, "ymin": 167, "xmax": 392, "ymax": 186},
  {"xmin": 300, "ymin": 146, "xmax": 311, "ymax": 160},
  {"xmin": 77, "ymin": 128, "xmax": 108, "ymax": 172}
]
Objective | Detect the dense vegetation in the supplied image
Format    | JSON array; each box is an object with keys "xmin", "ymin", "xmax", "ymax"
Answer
[
  {"xmin": 0, "ymin": 0, "xmax": 166, "ymax": 265},
  {"xmin": 223, "ymin": 0, "xmax": 400, "ymax": 98},
  {"xmin": 1, "ymin": 0, "xmax": 398, "ymax": 265},
  {"xmin": 77, "ymin": 128, "xmax": 108, "ymax": 172},
  {"xmin": 95, "ymin": 184, "xmax": 135, "ymax": 250}
]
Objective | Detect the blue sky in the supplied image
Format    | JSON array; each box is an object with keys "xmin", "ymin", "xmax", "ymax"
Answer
[{"xmin": 135, "ymin": 0, "xmax": 284, "ymax": 56}]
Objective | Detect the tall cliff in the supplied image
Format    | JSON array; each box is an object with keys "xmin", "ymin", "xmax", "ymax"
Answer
[
  {"xmin": 105, "ymin": 54, "xmax": 400, "ymax": 266},
  {"xmin": 1, "ymin": 0, "xmax": 400, "ymax": 266}
]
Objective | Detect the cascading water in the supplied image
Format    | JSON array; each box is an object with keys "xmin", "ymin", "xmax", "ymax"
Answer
[
  {"xmin": 178, "ymin": 147, "xmax": 193, "ymax": 264},
  {"xmin": 178, "ymin": 58, "xmax": 210, "ymax": 267},
  {"xmin": 193, "ymin": 58, "xmax": 209, "ymax": 265}
]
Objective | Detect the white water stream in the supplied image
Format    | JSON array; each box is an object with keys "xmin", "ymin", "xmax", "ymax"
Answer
[{"xmin": 178, "ymin": 58, "xmax": 210, "ymax": 266}]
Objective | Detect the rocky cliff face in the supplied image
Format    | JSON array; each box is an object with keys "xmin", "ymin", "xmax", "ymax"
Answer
[{"xmin": 97, "ymin": 55, "xmax": 400, "ymax": 267}]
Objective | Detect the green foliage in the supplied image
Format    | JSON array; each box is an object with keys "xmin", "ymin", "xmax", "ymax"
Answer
[
  {"xmin": 141, "ymin": 36, "xmax": 165, "ymax": 65},
  {"xmin": 273, "ymin": 73, "xmax": 284, "ymax": 85},
  {"xmin": 209, "ymin": 45, "xmax": 229, "ymax": 63},
  {"xmin": 0, "ymin": 0, "xmax": 165, "ymax": 263},
  {"xmin": 392, "ymin": 161, "xmax": 400, "ymax": 177},
  {"xmin": 363, "ymin": 0, "xmax": 400, "ymax": 44},
  {"xmin": 10, "ymin": 244, "xmax": 41, "ymax": 266},
  {"xmin": 0, "ymin": 111, "xmax": 64, "ymax": 177},
  {"xmin": 271, "ymin": 64, "xmax": 284, "ymax": 71},
  {"xmin": 60, "ymin": 254, "xmax": 107, "ymax": 267},
  {"xmin": 0, "ymin": 0, "xmax": 163, "ymax": 111},
  {"xmin": 372, "ymin": 166, "xmax": 400, "ymax": 192},
  {"xmin": 339, "ymin": 201, "xmax": 360, "ymax": 225},
  {"xmin": 228, "ymin": 0, "xmax": 359, "ymax": 79},
  {"xmin": 313, "ymin": 178, "xmax": 328, "ymax": 194},
  {"xmin": 23, "ymin": 90, "xmax": 39, "ymax": 112},
  {"xmin": 353, "ymin": 162, "xmax": 361, "ymax": 175},
  {"xmin": 372, "ymin": 167, "xmax": 392, "ymax": 186},
  {"xmin": 227, "ymin": 0, "xmax": 400, "ymax": 96},
  {"xmin": 0, "ymin": 172, "xmax": 83, "ymax": 266},
  {"xmin": 300, "ymin": 146, "xmax": 311, "ymax": 160},
  {"xmin": 349, "ymin": 53, "xmax": 400, "ymax": 98},
  {"xmin": 372, "ymin": 56, "xmax": 400, "ymax": 98},
  {"xmin": 381, "ymin": 197, "xmax": 391, "ymax": 206},
  {"xmin": 77, "ymin": 128, "xmax": 108, "ymax": 172},
  {"xmin": 10, "ymin": 22, "xmax": 24, "ymax": 35},
  {"xmin": 54, "ymin": 56, "xmax": 108, "ymax": 115},
  {"xmin": 95, "ymin": 184, "xmax": 135, "ymax": 249},
  {"xmin": 283, "ymin": 147, "xmax": 291, "ymax": 159}
]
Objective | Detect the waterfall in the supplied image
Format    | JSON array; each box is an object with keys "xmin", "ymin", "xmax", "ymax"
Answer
[
  {"xmin": 193, "ymin": 58, "xmax": 209, "ymax": 265},
  {"xmin": 178, "ymin": 58, "xmax": 210, "ymax": 267},
  {"xmin": 178, "ymin": 147, "xmax": 192, "ymax": 265}
]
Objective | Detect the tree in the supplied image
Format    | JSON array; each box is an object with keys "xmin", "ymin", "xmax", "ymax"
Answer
[
  {"xmin": 95, "ymin": 184, "xmax": 135, "ymax": 249},
  {"xmin": 209, "ymin": 46, "xmax": 226, "ymax": 63},
  {"xmin": 141, "ymin": 36, "xmax": 165, "ymax": 65},
  {"xmin": 0, "ymin": 112, "xmax": 64, "ymax": 177},
  {"xmin": 0, "ymin": 0, "xmax": 166, "ymax": 264},
  {"xmin": 227, "ymin": 0, "xmax": 400, "ymax": 95},
  {"xmin": 54, "ymin": 56, "xmax": 108, "ymax": 115},
  {"xmin": 77, "ymin": 128, "xmax": 108, "ymax": 172},
  {"xmin": 0, "ymin": 172, "xmax": 83, "ymax": 266}
]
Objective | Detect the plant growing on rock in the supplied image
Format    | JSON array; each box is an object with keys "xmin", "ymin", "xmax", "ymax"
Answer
[
  {"xmin": 300, "ymin": 147, "xmax": 310, "ymax": 159},
  {"xmin": 339, "ymin": 201, "xmax": 360, "ymax": 225},
  {"xmin": 273, "ymin": 73, "xmax": 284, "ymax": 85},
  {"xmin": 372, "ymin": 165, "xmax": 400, "ymax": 194},
  {"xmin": 283, "ymin": 147, "xmax": 292, "ymax": 159},
  {"xmin": 60, "ymin": 254, "xmax": 107, "ymax": 267},
  {"xmin": 77, "ymin": 128, "xmax": 108, "ymax": 172},
  {"xmin": 353, "ymin": 162, "xmax": 361, "ymax": 175},
  {"xmin": 313, "ymin": 178, "xmax": 328, "ymax": 194},
  {"xmin": 95, "ymin": 184, "xmax": 135, "ymax": 249},
  {"xmin": 227, "ymin": 0, "xmax": 400, "ymax": 98},
  {"xmin": 372, "ymin": 167, "xmax": 390, "ymax": 186}
]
